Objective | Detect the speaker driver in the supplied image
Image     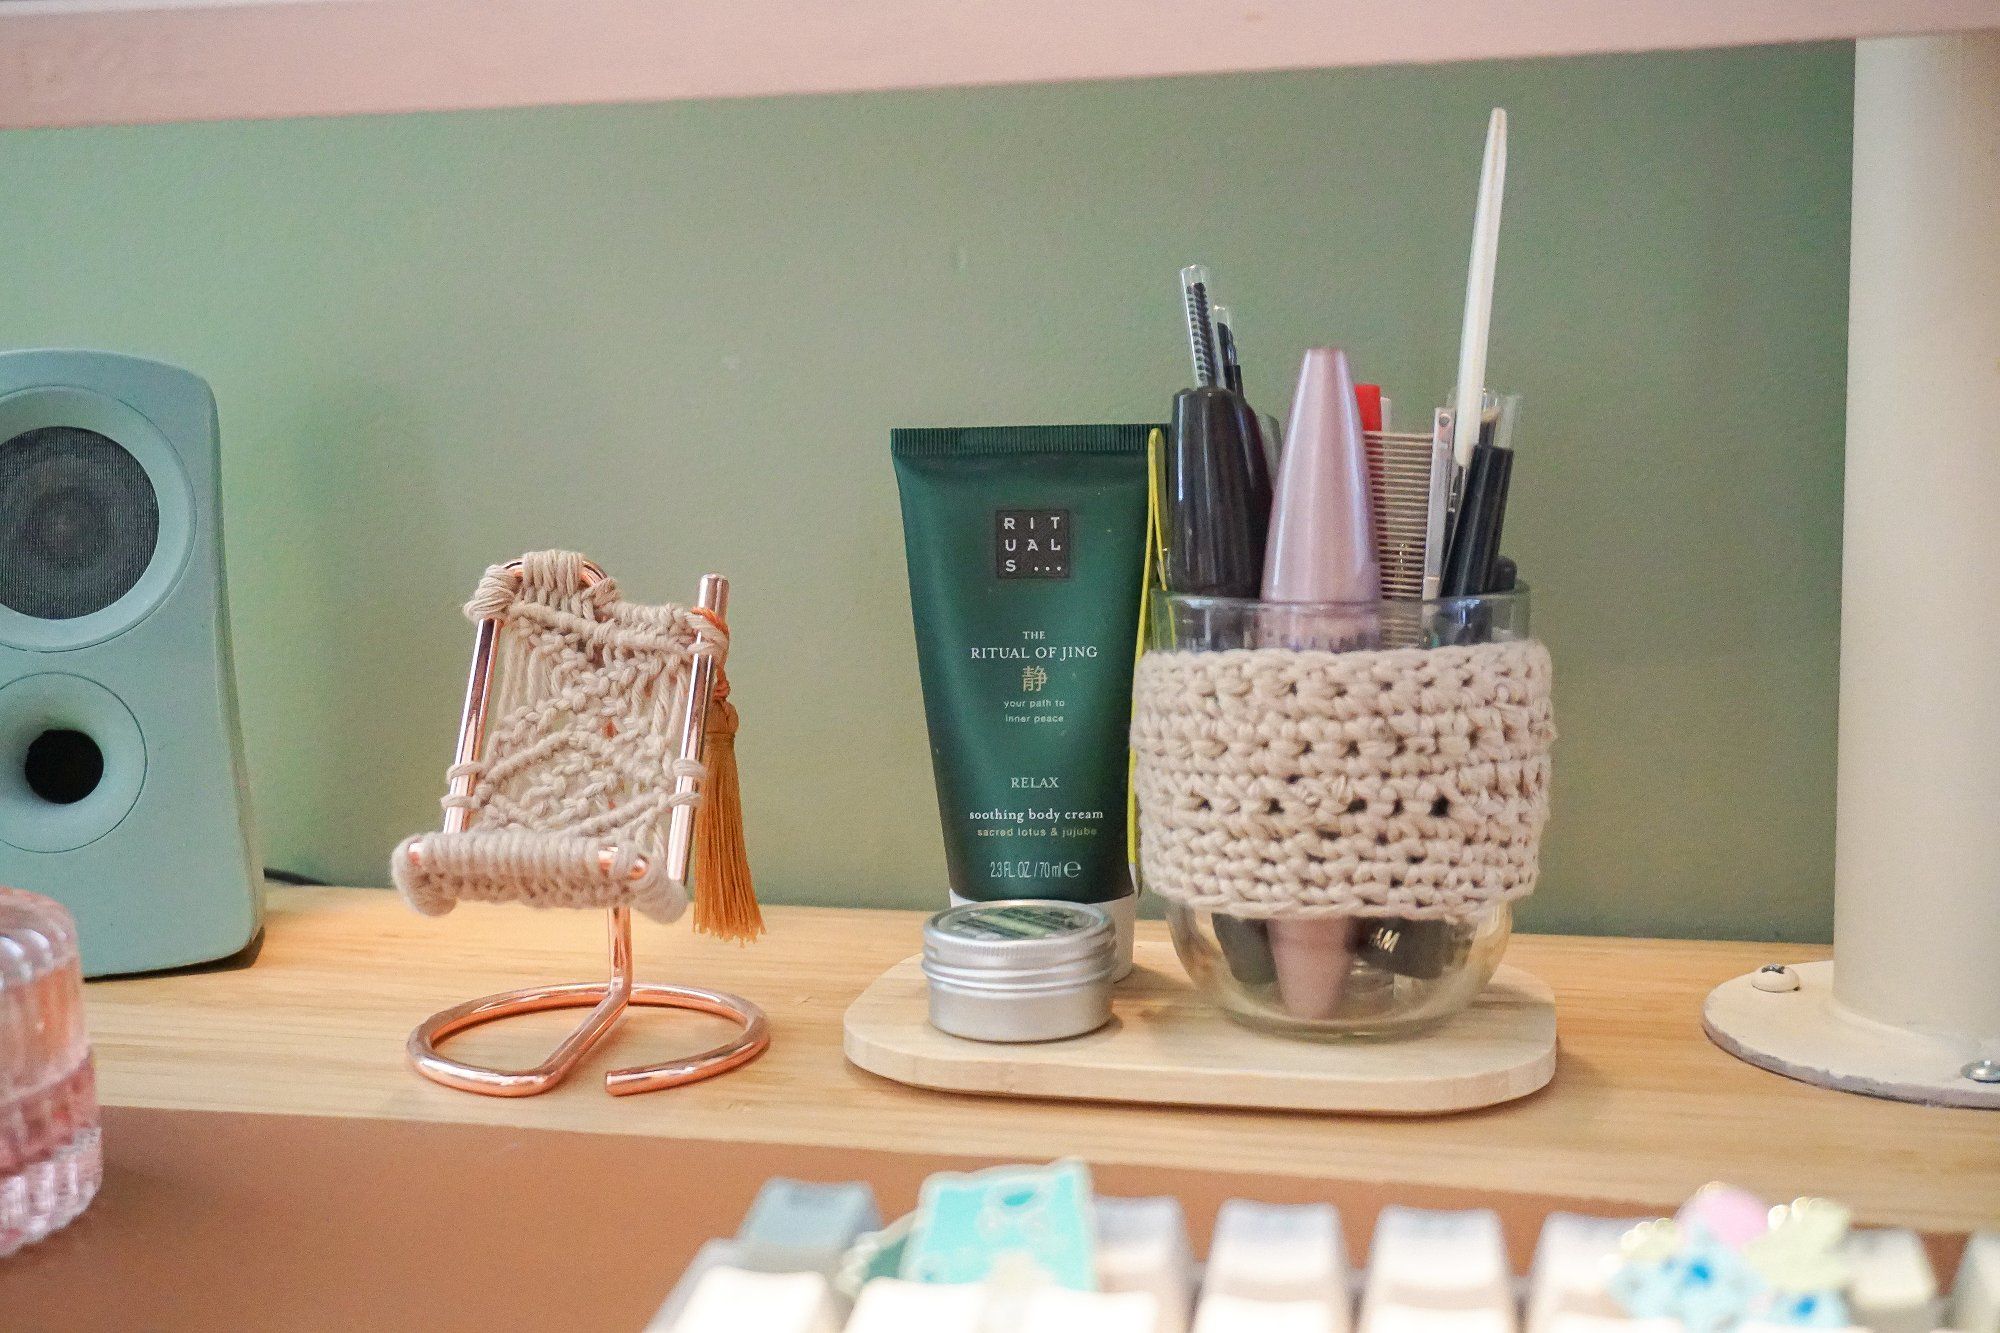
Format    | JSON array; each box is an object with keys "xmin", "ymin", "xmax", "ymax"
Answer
[
  {"xmin": 0, "ymin": 426, "xmax": 161, "ymax": 623},
  {"xmin": 0, "ymin": 673, "xmax": 146, "ymax": 855}
]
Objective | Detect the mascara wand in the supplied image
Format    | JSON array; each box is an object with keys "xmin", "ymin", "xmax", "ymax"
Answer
[{"xmin": 1180, "ymin": 264, "xmax": 1221, "ymax": 389}]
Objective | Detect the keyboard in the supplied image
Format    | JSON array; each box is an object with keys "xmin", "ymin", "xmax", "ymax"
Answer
[{"xmin": 653, "ymin": 1174, "xmax": 1998, "ymax": 1333}]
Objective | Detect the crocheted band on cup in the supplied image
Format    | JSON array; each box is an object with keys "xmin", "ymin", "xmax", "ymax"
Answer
[{"xmin": 1130, "ymin": 638, "xmax": 1555, "ymax": 921}]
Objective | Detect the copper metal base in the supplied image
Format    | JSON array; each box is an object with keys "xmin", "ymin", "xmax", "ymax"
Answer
[
  {"xmin": 406, "ymin": 900, "xmax": 769, "ymax": 1098},
  {"xmin": 409, "ymin": 975, "xmax": 769, "ymax": 1098}
]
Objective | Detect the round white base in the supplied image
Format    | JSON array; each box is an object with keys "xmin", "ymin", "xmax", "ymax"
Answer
[{"xmin": 1703, "ymin": 961, "xmax": 2000, "ymax": 1110}]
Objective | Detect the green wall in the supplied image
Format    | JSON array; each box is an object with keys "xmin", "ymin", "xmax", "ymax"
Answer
[{"xmin": 0, "ymin": 45, "xmax": 1851, "ymax": 941}]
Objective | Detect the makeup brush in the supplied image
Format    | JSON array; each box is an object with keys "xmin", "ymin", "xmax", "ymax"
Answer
[{"xmin": 1450, "ymin": 108, "xmax": 1508, "ymax": 473}]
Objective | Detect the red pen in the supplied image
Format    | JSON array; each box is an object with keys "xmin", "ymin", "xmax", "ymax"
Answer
[{"xmin": 1355, "ymin": 382, "xmax": 1384, "ymax": 434}]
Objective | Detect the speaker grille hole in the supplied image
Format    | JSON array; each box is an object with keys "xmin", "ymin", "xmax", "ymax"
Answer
[
  {"xmin": 0, "ymin": 426, "xmax": 161, "ymax": 621},
  {"xmin": 25, "ymin": 729, "xmax": 104, "ymax": 805}
]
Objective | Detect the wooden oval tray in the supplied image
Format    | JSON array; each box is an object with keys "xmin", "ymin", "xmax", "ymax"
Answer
[{"xmin": 843, "ymin": 939, "xmax": 1556, "ymax": 1116}]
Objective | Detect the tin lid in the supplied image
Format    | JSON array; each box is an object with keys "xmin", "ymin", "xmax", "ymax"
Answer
[{"xmin": 922, "ymin": 899, "xmax": 1116, "ymax": 976}]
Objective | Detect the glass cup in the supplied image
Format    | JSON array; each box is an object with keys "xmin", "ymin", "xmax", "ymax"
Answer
[
  {"xmin": 0, "ymin": 888, "xmax": 100, "ymax": 1255},
  {"xmin": 1138, "ymin": 588, "xmax": 1532, "ymax": 1039}
]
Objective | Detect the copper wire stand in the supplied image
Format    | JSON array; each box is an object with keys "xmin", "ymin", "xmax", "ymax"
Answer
[{"xmin": 404, "ymin": 563, "xmax": 770, "ymax": 1097}]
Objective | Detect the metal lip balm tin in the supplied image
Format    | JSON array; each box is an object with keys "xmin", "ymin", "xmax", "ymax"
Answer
[{"xmin": 921, "ymin": 900, "xmax": 1118, "ymax": 1043}]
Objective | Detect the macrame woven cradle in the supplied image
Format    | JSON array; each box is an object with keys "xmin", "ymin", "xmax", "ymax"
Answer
[
  {"xmin": 392, "ymin": 551, "xmax": 724, "ymax": 924},
  {"xmin": 1130, "ymin": 638, "xmax": 1555, "ymax": 921}
]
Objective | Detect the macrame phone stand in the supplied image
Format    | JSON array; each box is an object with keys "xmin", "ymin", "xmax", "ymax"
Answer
[{"xmin": 398, "ymin": 556, "xmax": 768, "ymax": 1097}]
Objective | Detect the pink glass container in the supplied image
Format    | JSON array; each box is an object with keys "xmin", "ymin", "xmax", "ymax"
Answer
[{"xmin": 0, "ymin": 888, "xmax": 100, "ymax": 1256}]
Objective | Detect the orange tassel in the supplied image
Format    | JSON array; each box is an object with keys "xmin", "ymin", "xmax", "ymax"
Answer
[{"xmin": 693, "ymin": 659, "xmax": 763, "ymax": 943}]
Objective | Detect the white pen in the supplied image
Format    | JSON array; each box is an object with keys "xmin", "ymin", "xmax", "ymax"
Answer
[{"xmin": 1451, "ymin": 108, "xmax": 1508, "ymax": 472}]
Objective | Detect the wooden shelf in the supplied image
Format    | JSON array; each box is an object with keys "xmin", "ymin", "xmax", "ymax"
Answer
[
  {"xmin": 5, "ymin": 0, "xmax": 1999, "ymax": 130},
  {"xmin": 81, "ymin": 886, "xmax": 1999, "ymax": 1232}
]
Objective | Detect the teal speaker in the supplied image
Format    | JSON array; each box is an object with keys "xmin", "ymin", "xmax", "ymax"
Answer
[{"xmin": 0, "ymin": 350, "xmax": 262, "ymax": 976}]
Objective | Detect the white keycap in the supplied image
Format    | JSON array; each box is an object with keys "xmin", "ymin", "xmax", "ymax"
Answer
[
  {"xmin": 1846, "ymin": 1228, "xmax": 1940, "ymax": 1333},
  {"xmin": 735, "ymin": 1179, "xmax": 882, "ymax": 1277},
  {"xmin": 844, "ymin": 1278, "xmax": 986, "ymax": 1333},
  {"xmin": 1950, "ymin": 1232, "xmax": 2000, "ymax": 1333},
  {"xmin": 1193, "ymin": 1293, "xmax": 1344, "ymax": 1333},
  {"xmin": 1543, "ymin": 1318, "xmax": 1681, "ymax": 1333},
  {"xmin": 1357, "ymin": 1307, "xmax": 1514, "ymax": 1333},
  {"xmin": 667, "ymin": 1266, "xmax": 842, "ymax": 1333},
  {"xmin": 1525, "ymin": 1214, "xmax": 1649, "ymax": 1333},
  {"xmin": 1020, "ymin": 1287, "xmax": 1166, "ymax": 1333},
  {"xmin": 1206, "ymin": 1199, "xmax": 1351, "ymax": 1332},
  {"xmin": 649, "ymin": 1239, "xmax": 746, "ymax": 1331},
  {"xmin": 1361, "ymin": 1207, "xmax": 1515, "ymax": 1333},
  {"xmin": 1096, "ymin": 1196, "xmax": 1197, "ymax": 1333}
]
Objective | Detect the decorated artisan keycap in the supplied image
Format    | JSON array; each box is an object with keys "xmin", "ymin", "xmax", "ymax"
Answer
[
  {"xmin": 1681, "ymin": 1185, "xmax": 1776, "ymax": 1249},
  {"xmin": 900, "ymin": 1159, "xmax": 1097, "ymax": 1291},
  {"xmin": 1744, "ymin": 1198, "xmax": 1852, "ymax": 1327},
  {"xmin": 1609, "ymin": 1186, "xmax": 1857, "ymax": 1332}
]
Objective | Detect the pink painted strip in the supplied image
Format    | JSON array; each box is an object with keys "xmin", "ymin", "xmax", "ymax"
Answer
[{"xmin": 3, "ymin": 0, "xmax": 1999, "ymax": 129}]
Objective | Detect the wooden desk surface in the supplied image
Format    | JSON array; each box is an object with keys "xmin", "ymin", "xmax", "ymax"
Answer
[{"xmin": 85, "ymin": 887, "xmax": 1999, "ymax": 1232}]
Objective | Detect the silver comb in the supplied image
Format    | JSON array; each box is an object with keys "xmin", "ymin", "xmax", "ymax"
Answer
[{"xmin": 1365, "ymin": 409, "xmax": 1456, "ymax": 643}]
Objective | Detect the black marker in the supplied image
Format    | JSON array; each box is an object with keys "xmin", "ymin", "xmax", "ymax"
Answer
[
  {"xmin": 1167, "ymin": 267, "xmax": 1276, "ymax": 985},
  {"xmin": 1166, "ymin": 267, "xmax": 1271, "ymax": 599},
  {"xmin": 1441, "ymin": 395, "xmax": 1517, "ymax": 598}
]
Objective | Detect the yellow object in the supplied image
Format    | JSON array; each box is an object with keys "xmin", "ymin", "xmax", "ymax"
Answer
[{"xmin": 1127, "ymin": 428, "xmax": 1171, "ymax": 869}]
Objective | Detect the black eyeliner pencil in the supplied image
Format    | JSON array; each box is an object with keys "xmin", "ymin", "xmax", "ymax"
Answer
[
  {"xmin": 1211, "ymin": 303, "xmax": 1275, "ymax": 473},
  {"xmin": 1440, "ymin": 444, "xmax": 1512, "ymax": 597},
  {"xmin": 1441, "ymin": 396, "xmax": 1518, "ymax": 597},
  {"xmin": 1215, "ymin": 306, "xmax": 1245, "ymax": 396}
]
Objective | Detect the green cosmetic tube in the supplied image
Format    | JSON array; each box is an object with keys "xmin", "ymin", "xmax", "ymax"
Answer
[{"xmin": 892, "ymin": 425, "xmax": 1153, "ymax": 974}]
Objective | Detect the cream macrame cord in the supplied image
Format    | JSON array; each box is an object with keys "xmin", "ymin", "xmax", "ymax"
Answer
[
  {"xmin": 1130, "ymin": 638, "xmax": 1554, "ymax": 921},
  {"xmin": 393, "ymin": 550, "xmax": 726, "ymax": 923}
]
